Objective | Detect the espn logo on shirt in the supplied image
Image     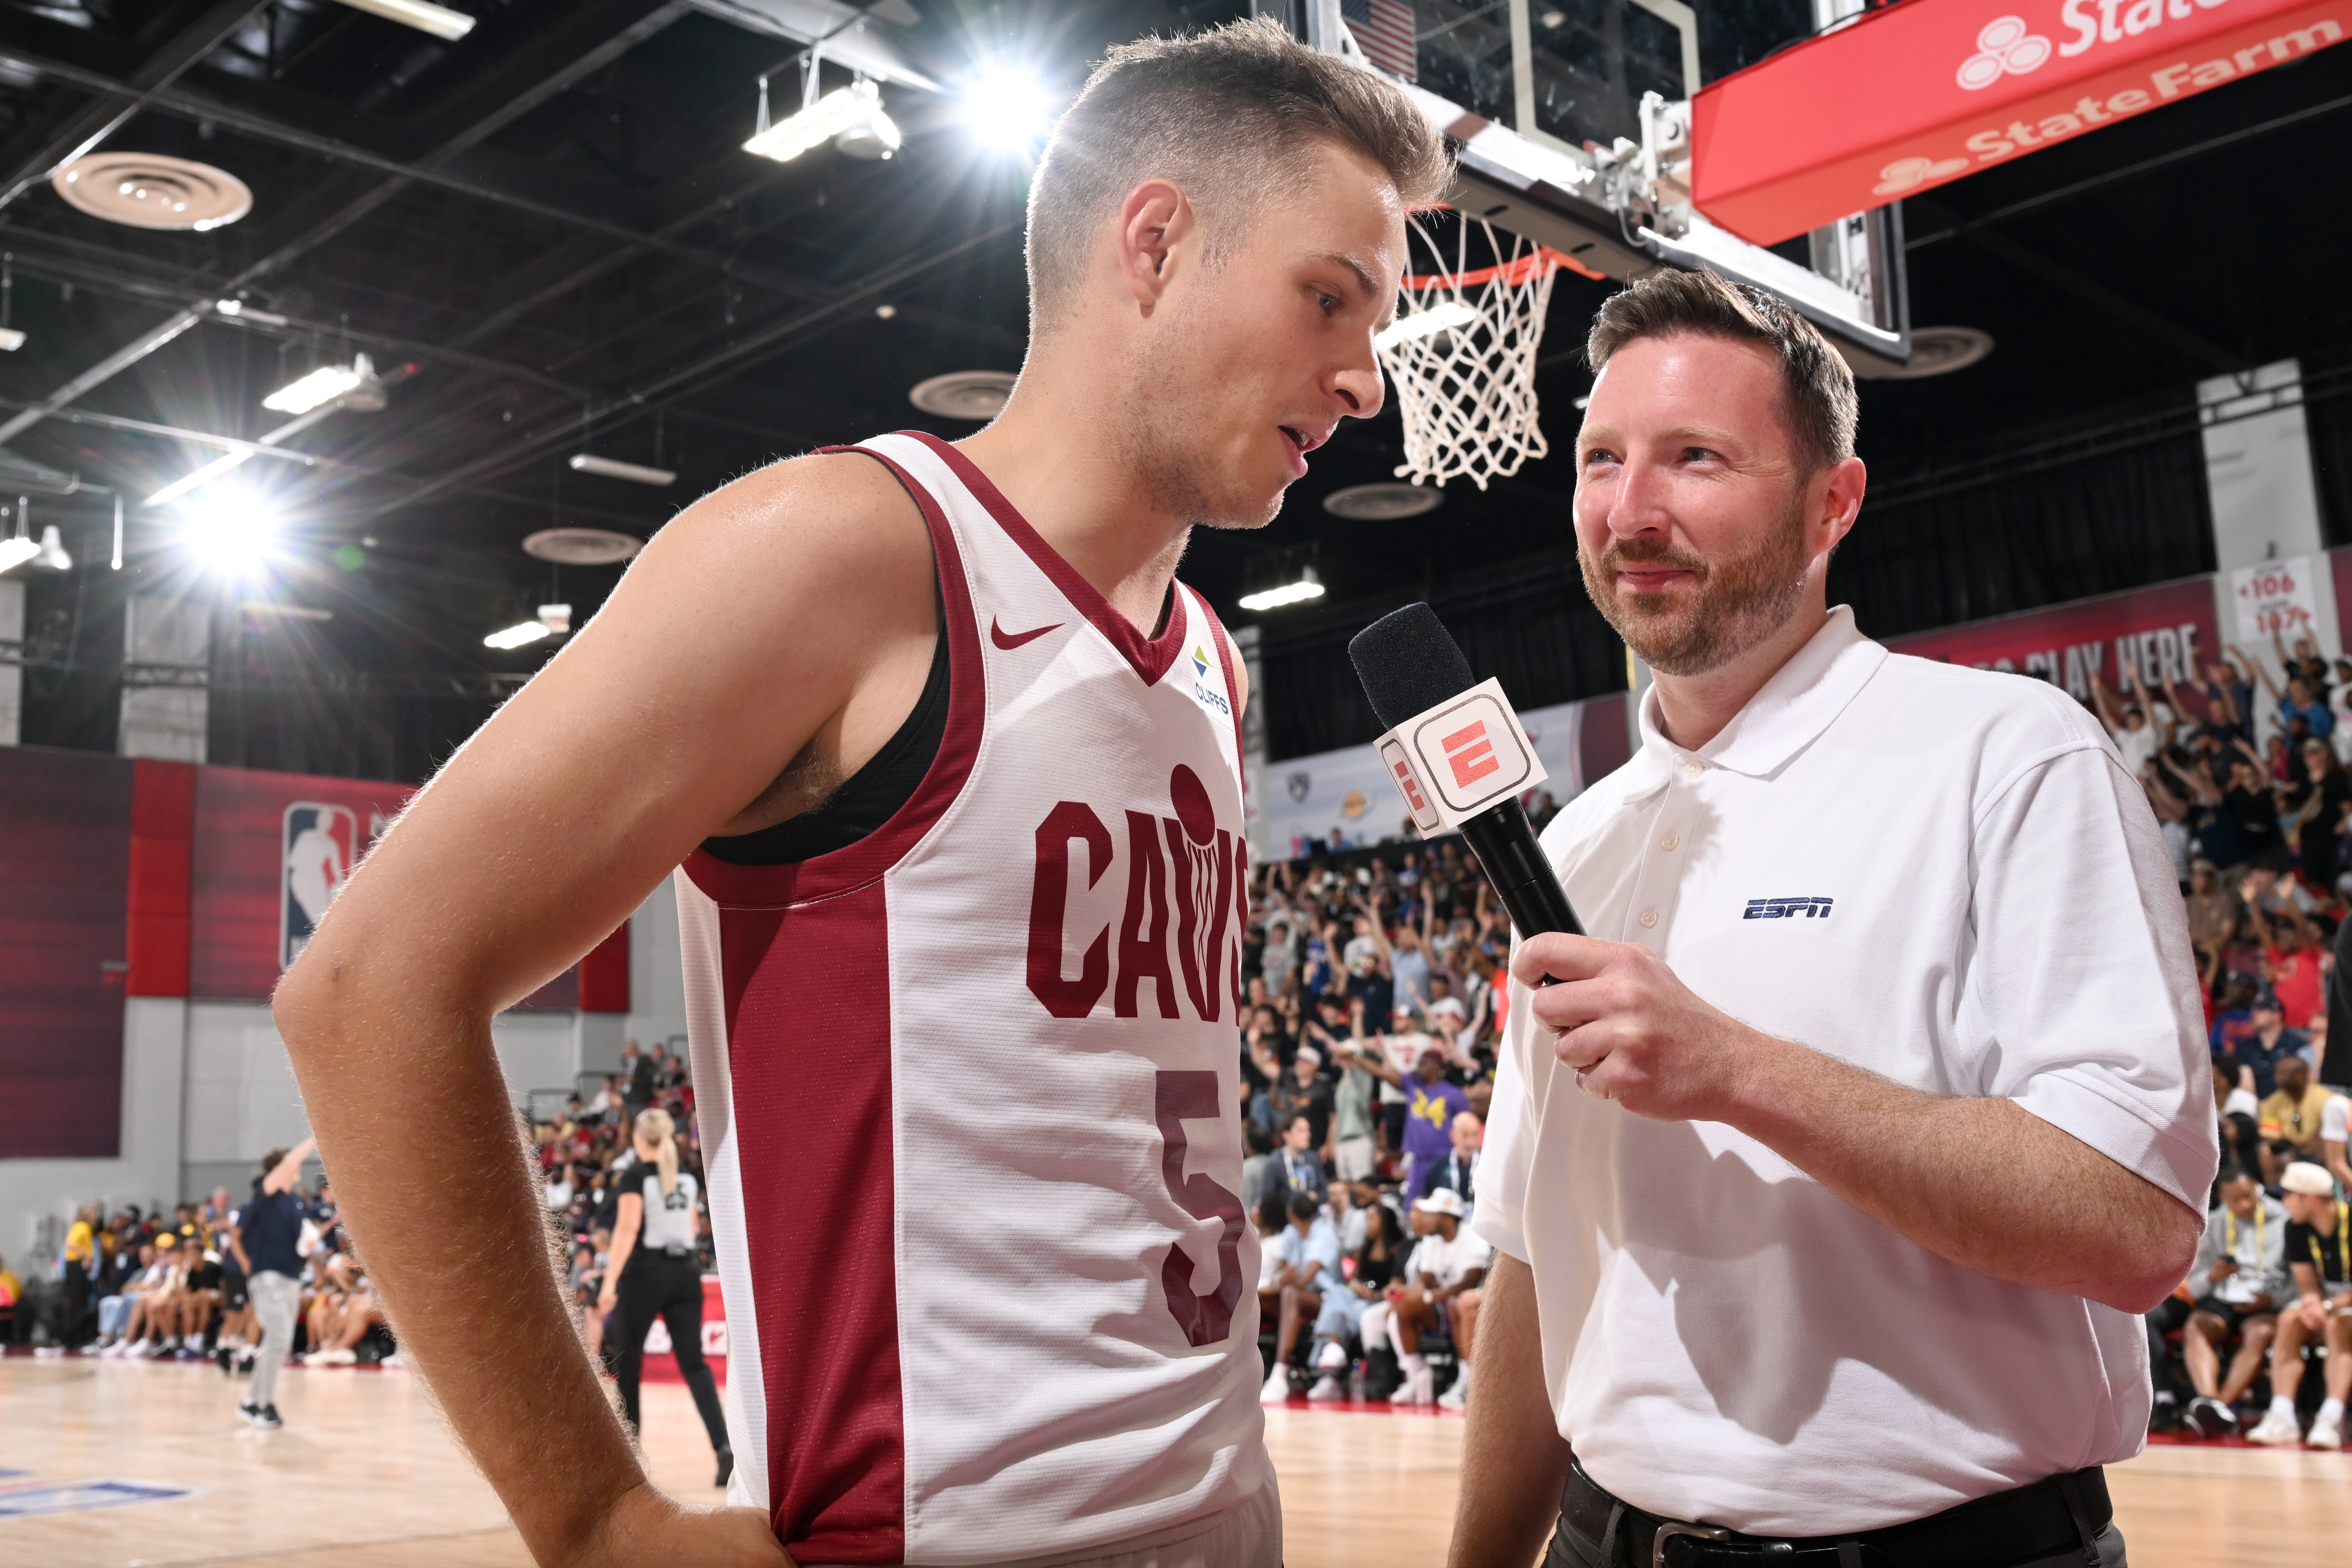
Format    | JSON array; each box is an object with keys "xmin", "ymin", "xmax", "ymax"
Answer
[
  {"xmin": 282, "ymin": 802, "xmax": 361, "ymax": 969},
  {"xmin": 1372, "ymin": 677, "xmax": 1548, "ymax": 832}
]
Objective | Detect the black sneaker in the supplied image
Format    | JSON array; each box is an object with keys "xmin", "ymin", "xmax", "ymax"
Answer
[
  {"xmin": 251, "ymin": 1403, "xmax": 283, "ymax": 1430},
  {"xmin": 237, "ymin": 1401, "xmax": 260, "ymax": 1427},
  {"xmin": 2148, "ymin": 1395, "xmax": 2182, "ymax": 1434},
  {"xmin": 714, "ymin": 1447, "xmax": 734, "ymax": 1489},
  {"xmin": 2187, "ymin": 1395, "xmax": 2238, "ymax": 1438}
]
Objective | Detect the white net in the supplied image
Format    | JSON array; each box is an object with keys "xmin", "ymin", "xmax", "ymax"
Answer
[{"xmin": 1376, "ymin": 217, "xmax": 1569, "ymax": 491}]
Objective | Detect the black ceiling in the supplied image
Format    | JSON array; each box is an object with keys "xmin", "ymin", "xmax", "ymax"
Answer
[{"xmin": 3, "ymin": 0, "xmax": 2351, "ymax": 778}]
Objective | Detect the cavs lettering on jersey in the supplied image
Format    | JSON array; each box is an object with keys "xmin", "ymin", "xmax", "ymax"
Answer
[{"xmin": 676, "ymin": 431, "xmax": 1269, "ymax": 1566}]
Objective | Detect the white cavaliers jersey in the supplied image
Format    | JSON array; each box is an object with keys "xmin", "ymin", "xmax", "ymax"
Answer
[{"xmin": 676, "ymin": 430, "xmax": 1269, "ymax": 1566}]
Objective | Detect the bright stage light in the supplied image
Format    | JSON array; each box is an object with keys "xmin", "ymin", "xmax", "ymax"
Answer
[
  {"xmin": 485, "ymin": 604, "xmax": 571, "ymax": 649},
  {"xmin": 1238, "ymin": 570, "xmax": 1326, "ymax": 613},
  {"xmin": 0, "ymin": 534, "xmax": 36, "ymax": 573},
  {"xmin": 264, "ymin": 360, "xmax": 367, "ymax": 415},
  {"xmin": 745, "ymin": 80, "xmax": 894, "ymax": 165},
  {"xmin": 1374, "ymin": 299, "xmax": 1478, "ymax": 350},
  {"xmin": 959, "ymin": 67, "xmax": 1059, "ymax": 154},
  {"xmin": 181, "ymin": 495, "xmax": 279, "ymax": 578},
  {"xmin": 330, "ymin": 0, "xmax": 476, "ymax": 41},
  {"xmin": 35, "ymin": 525, "xmax": 71, "ymax": 570}
]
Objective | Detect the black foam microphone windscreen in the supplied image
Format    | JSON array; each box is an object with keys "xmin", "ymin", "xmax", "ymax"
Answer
[{"xmin": 1349, "ymin": 603, "xmax": 1476, "ymax": 728}]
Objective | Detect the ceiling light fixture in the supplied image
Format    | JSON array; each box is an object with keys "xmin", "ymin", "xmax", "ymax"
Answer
[
  {"xmin": 264, "ymin": 354, "xmax": 375, "ymax": 415},
  {"xmin": 0, "ymin": 253, "xmax": 20, "ymax": 351},
  {"xmin": 568, "ymin": 453, "xmax": 676, "ymax": 487},
  {"xmin": 522, "ymin": 527, "xmax": 641, "ymax": 566},
  {"xmin": 35, "ymin": 524, "xmax": 71, "ymax": 570},
  {"xmin": 1374, "ymin": 299, "xmax": 1478, "ymax": 350},
  {"xmin": 330, "ymin": 0, "xmax": 477, "ymax": 41},
  {"xmin": 909, "ymin": 370, "xmax": 1016, "ymax": 420},
  {"xmin": 0, "ymin": 496, "xmax": 35, "ymax": 574},
  {"xmin": 959, "ymin": 66, "xmax": 1060, "ymax": 155},
  {"xmin": 485, "ymin": 603, "xmax": 571, "ymax": 650},
  {"xmin": 52, "ymin": 153, "xmax": 252, "ymax": 231},
  {"xmin": 1238, "ymin": 569, "xmax": 1326, "ymax": 613},
  {"xmin": 745, "ymin": 78, "xmax": 895, "ymax": 165}
]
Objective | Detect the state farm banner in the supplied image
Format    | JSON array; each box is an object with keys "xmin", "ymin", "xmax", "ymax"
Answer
[
  {"xmin": 1691, "ymin": 0, "xmax": 2350, "ymax": 245},
  {"xmin": 1882, "ymin": 577, "xmax": 2218, "ymax": 702}
]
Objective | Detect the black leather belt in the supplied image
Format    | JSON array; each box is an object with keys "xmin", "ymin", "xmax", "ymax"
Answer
[{"xmin": 1558, "ymin": 1457, "xmax": 2110, "ymax": 1568}]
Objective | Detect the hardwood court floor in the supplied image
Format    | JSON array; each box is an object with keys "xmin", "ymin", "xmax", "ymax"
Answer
[{"xmin": 0, "ymin": 1358, "xmax": 2344, "ymax": 1566}]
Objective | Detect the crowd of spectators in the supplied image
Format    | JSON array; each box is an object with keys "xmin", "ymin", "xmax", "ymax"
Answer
[
  {"xmin": 1237, "ymin": 839, "xmax": 1513, "ymax": 1409},
  {"xmin": 2093, "ymin": 630, "xmax": 2352, "ymax": 1449},
  {"xmin": 16, "ymin": 1039, "xmax": 712, "ymax": 1394}
]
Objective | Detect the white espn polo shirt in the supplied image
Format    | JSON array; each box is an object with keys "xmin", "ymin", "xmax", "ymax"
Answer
[{"xmin": 1473, "ymin": 606, "xmax": 2215, "ymax": 1536}]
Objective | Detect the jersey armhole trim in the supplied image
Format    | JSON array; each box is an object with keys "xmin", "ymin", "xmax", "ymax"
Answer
[
  {"xmin": 681, "ymin": 444, "xmax": 985, "ymax": 909},
  {"xmin": 1189, "ymin": 587, "xmax": 1248, "ymax": 774},
  {"xmin": 896, "ymin": 429, "xmax": 1191, "ymax": 688}
]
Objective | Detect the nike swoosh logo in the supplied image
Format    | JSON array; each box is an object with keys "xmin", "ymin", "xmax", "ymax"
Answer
[{"xmin": 990, "ymin": 617, "xmax": 1062, "ymax": 651}]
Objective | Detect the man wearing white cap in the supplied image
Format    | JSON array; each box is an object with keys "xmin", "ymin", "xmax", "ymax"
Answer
[
  {"xmin": 1362, "ymin": 1188, "xmax": 1488, "ymax": 1407},
  {"xmin": 2247, "ymin": 1163, "xmax": 2352, "ymax": 1448}
]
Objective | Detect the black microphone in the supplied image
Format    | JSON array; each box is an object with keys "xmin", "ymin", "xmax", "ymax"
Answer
[{"xmin": 1348, "ymin": 603, "xmax": 1583, "ymax": 941}]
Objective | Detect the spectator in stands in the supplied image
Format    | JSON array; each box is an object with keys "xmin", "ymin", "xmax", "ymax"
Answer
[
  {"xmin": 305, "ymin": 1253, "xmax": 388, "ymax": 1365},
  {"xmin": 2262, "ymin": 1055, "xmax": 2334, "ymax": 1156},
  {"xmin": 2237, "ymin": 992, "xmax": 2310, "ymax": 1099},
  {"xmin": 1306, "ymin": 1199, "xmax": 1404, "ymax": 1402},
  {"xmin": 89, "ymin": 1242, "xmax": 161, "ymax": 1354},
  {"xmin": 2323, "ymin": 1092, "xmax": 2351, "ymax": 1193},
  {"xmin": 2288, "ymin": 739, "xmax": 2352, "ymax": 896},
  {"xmin": 1272, "ymin": 1045, "xmax": 1333, "ymax": 1151},
  {"xmin": 1239, "ymin": 1123, "xmax": 1276, "ymax": 1219},
  {"xmin": 1349, "ymin": 998, "xmax": 1432, "ymax": 1158},
  {"xmin": 2209, "ymin": 975, "xmax": 2258, "ymax": 1062},
  {"xmin": 1366, "ymin": 1189, "xmax": 1489, "ymax": 1407},
  {"xmin": 2091, "ymin": 669, "xmax": 2165, "ymax": 779},
  {"xmin": 1326, "ymin": 1030, "xmax": 1381, "ymax": 1184},
  {"xmin": 0, "ymin": 1252, "xmax": 17, "ymax": 1344},
  {"xmin": 1261, "ymin": 917, "xmax": 1297, "ymax": 998},
  {"xmin": 1428, "ymin": 1112, "xmax": 1482, "ymax": 1211},
  {"xmin": 2183, "ymin": 861, "xmax": 2238, "ymax": 955},
  {"xmin": 1268, "ymin": 1111, "xmax": 1328, "ymax": 1209},
  {"xmin": 1361, "ymin": 1040, "xmax": 1471, "ymax": 1202},
  {"xmin": 1259, "ymin": 1190, "xmax": 1342, "ymax": 1403},
  {"xmin": 2171, "ymin": 1166, "xmax": 2289, "ymax": 1437},
  {"xmin": 2247, "ymin": 1163, "xmax": 2351, "ymax": 1448},
  {"xmin": 60, "ymin": 1202, "xmax": 99, "ymax": 1347}
]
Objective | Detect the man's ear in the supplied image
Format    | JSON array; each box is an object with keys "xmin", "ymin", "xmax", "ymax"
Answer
[{"xmin": 1117, "ymin": 178, "xmax": 1196, "ymax": 312}]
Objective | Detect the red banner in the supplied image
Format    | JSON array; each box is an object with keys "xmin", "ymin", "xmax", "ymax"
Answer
[
  {"xmin": 1691, "ymin": 0, "xmax": 2351, "ymax": 246},
  {"xmin": 1882, "ymin": 577, "xmax": 2219, "ymax": 703}
]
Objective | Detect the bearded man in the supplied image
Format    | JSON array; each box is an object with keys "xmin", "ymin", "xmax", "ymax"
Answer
[{"xmin": 1447, "ymin": 271, "xmax": 2213, "ymax": 1568}]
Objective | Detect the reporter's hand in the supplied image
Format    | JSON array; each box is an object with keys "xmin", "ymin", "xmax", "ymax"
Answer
[
  {"xmin": 566, "ymin": 1483, "xmax": 793, "ymax": 1568},
  {"xmin": 1510, "ymin": 933, "xmax": 1768, "ymax": 1122}
]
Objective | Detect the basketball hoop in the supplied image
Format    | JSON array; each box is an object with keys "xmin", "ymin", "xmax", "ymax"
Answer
[{"xmin": 1377, "ymin": 216, "xmax": 1585, "ymax": 491}]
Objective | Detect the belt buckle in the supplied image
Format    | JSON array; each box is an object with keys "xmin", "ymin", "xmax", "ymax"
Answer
[{"xmin": 1652, "ymin": 1521, "xmax": 1732, "ymax": 1568}]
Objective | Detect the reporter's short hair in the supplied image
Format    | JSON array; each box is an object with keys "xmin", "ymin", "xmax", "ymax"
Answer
[
  {"xmin": 1585, "ymin": 267, "xmax": 1857, "ymax": 476},
  {"xmin": 1027, "ymin": 17, "xmax": 1450, "ymax": 329}
]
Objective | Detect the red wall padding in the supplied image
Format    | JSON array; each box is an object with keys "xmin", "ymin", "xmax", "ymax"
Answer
[
  {"xmin": 579, "ymin": 921, "xmax": 631, "ymax": 1014},
  {"xmin": 127, "ymin": 759, "xmax": 197, "ymax": 998},
  {"xmin": 0, "ymin": 747, "xmax": 131, "ymax": 1157}
]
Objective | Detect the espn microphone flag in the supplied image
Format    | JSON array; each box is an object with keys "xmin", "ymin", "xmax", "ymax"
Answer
[
  {"xmin": 1689, "ymin": 0, "xmax": 2352, "ymax": 246},
  {"xmin": 1375, "ymin": 677, "xmax": 1548, "ymax": 834}
]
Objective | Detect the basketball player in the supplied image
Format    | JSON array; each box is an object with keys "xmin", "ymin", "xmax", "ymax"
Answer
[
  {"xmin": 598, "ymin": 1108, "xmax": 733, "ymax": 1485},
  {"xmin": 273, "ymin": 21, "xmax": 1444, "ymax": 1567}
]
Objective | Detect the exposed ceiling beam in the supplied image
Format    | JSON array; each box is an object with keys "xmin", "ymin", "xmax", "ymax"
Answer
[
  {"xmin": 335, "ymin": 216, "xmax": 1020, "ymax": 520},
  {"xmin": 0, "ymin": 0, "xmax": 271, "ymax": 214},
  {"xmin": 0, "ymin": 0, "xmax": 701, "ymax": 450},
  {"xmin": 0, "ymin": 41, "xmax": 842, "ymax": 306}
]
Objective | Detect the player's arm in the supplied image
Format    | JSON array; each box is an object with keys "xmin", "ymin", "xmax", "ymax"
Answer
[
  {"xmin": 1435, "ymin": 1265, "xmax": 1484, "ymax": 1304},
  {"xmin": 262, "ymin": 1136, "xmax": 315, "ymax": 1196},
  {"xmin": 599, "ymin": 1193, "xmax": 643, "ymax": 1313},
  {"xmin": 273, "ymin": 452, "xmax": 937, "ymax": 1568}
]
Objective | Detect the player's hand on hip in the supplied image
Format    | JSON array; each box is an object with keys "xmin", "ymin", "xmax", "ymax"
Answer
[
  {"xmin": 1510, "ymin": 933, "xmax": 1759, "ymax": 1122},
  {"xmin": 570, "ymin": 1485, "xmax": 794, "ymax": 1568}
]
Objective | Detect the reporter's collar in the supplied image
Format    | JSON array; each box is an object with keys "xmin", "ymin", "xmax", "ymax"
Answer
[{"xmin": 1624, "ymin": 607, "xmax": 1886, "ymax": 794}]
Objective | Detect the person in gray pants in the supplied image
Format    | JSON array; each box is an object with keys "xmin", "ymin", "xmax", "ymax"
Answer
[{"xmin": 230, "ymin": 1136, "xmax": 315, "ymax": 1430}]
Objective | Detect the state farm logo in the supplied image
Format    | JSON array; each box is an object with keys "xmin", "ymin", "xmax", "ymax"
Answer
[
  {"xmin": 1874, "ymin": 153, "xmax": 1971, "ymax": 195},
  {"xmin": 1957, "ymin": 15, "xmax": 2052, "ymax": 88}
]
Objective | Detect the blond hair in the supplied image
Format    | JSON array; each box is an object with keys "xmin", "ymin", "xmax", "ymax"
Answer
[
  {"xmin": 634, "ymin": 1106, "xmax": 679, "ymax": 1199},
  {"xmin": 1026, "ymin": 16, "xmax": 1451, "ymax": 330}
]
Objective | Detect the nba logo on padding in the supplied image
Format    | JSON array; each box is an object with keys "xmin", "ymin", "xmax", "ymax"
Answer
[{"xmin": 282, "ymin": 802, "xmax": 359, "ymax": 970}]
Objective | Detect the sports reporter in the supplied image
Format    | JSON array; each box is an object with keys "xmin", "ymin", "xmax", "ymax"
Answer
[{"xmin": 1450, "ymin": 271, "xmax": 2211, "ymax": 1568}]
